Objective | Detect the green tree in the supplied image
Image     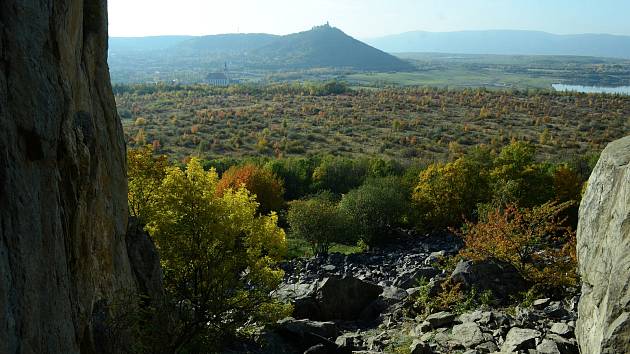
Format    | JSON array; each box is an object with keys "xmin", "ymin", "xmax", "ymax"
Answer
[
  {"xmin": 339, "ymin": 177, "xmax": 408, "ymax": 247},
  {"xmin": 287, "ymin": 193, "xmax": 349, "ymax": 255},
  {"xmin": 127, "ymin": 146, "xmax": 168, "ymax": 222},
  {"xmin": 145, "ymin": 158, "xmax": 290, "ymax": 351}
]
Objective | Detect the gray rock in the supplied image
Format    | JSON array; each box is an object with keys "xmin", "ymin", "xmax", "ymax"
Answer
[
  {"xmin": 451, "ymin": 260, "xmax": 529, "ymax": 302},
  {"xmin": 424, "ymin": 251, "xmax": 446, "ymax": 265},
  {"xmin": 537, "ymin": 339, "xmax": 562, "ymax": 354},
  {"xmin": 544, "ymin": 302, "xmax": 569, "ymax": 319},
  {"xmin": 577, "ymin": 136, "xmax": 630, "ymax": 354},
  {"xmin": 549, "ymin": 322, "xmax": 573, "ymax": 337},
  {"xmin": 394, "ymin": 267, "xmax": 441, "ymax": 289},
  {"xmin": 322, "ymin": 265, "xmax": 336, "ymax": 272},
  {"xmin": 425, "ymin": 311, "xmax": 457, "ymax": 328},
  {"xmin": 381, "ymin": 286, "xmax": 408, "ymax": 302},
  {"xmin": 409, "ymin": 339, "xmax": 433, "ymax": 354},
  {"xmin": 0, "ymin": 1, "xmax": 142, "ymax": 353},
  {"xmin": 315, "ymin": 277, "xmax": 383, "ymax": 321},
  {"xmin": 413, "ymin": 321, "xmax": 432, "ymax": 335},
  {"xmin": 277, "ymin": 317, "xmax": 338, "ymax": 339},
  {"xmin": 546, "ymin": 334, "xmax": 578, "ymax": 354},
  {"xmin": 452, "ymin": 322, "xmax": 487, "ymax": 348},
  {"xmin": 501, "ymin": 327, "xmax": 541, "ymax": 353},
  {"xmin": 303, "ymin": 344, "xmax": 327, "ymax": 354},
  {"xmin": 476, "ymin": 341, "xmax": 498, "ymax": 353},
  {"xmin": 533, "ymin": 298, "xmax": 551, "ymax": 309},
  {"xmin": 335, "ymin": 333, "xmax": 363, "ymax": 351}
]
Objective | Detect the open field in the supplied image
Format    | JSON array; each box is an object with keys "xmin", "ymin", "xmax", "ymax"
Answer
[{"xmin": 117, "ymin": 84, "xmax": 630, "ymax": 163}]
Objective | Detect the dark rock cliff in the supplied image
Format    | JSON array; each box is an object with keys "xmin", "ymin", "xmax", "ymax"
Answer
[{"xmin": 0, "ymin": 1, "xmax": 139, "ymax": 353}]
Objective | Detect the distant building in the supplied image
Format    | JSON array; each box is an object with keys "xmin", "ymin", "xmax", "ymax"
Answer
[
  {"xmin": 206, "ymin": 72, "xmax": 229, "ymax": 86},
  {"xmin": 207, "ymin": 62, "xmax": 231, "ymax": 86}
]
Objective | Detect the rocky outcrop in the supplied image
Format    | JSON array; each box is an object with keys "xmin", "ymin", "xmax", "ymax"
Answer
[
  {"xmin": 0, "ymin": 1, "xmax": 138, "ymax": 353},
  {"xmin": 576, "ymin": 136, "xmax": 630, "ymax": 354}
]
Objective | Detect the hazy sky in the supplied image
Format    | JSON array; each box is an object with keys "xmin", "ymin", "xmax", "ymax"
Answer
[{"xmin": 108, "ymin": 0, "xmax": 630, "ymax": 38}]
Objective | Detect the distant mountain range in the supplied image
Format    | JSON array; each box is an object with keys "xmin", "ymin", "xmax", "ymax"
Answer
[
  {"xmin": 109, "ymin": 25, "xmax": 413, "ymax": 71},
  {"xmin": 365, "ymin": 30, "xmax": 630, "ymax": 59}
]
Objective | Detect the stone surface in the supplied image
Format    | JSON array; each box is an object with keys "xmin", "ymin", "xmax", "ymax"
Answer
[
  {"xmin": 425, "ymin": 311, "xmax": 456, "ymax": 328},
  {"xmin": 501, "ymin": 327, "xmax": 541, "ymax": 353},
  {"xmin": 409, "ymin": 339, "xmax": 433, "ymax": 354},
  {"xmin": 576, "ymin": 136, "xmax": 630, "ymax": 354},
  {"xmin": 450, "ymin": 260, "xmax": 529, "ymax": 301},
  {"xmin": 451, "ymin": 322, "xmax": 486, "ymax": 348},
  {"xmin": 0, "ymin": 1, "xmax": 139, "ymax": 353}
]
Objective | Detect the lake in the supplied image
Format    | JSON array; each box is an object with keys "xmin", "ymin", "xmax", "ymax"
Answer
[{"xmin": 552, "ymin": 84, "xmax": 630, "ymax": 95}]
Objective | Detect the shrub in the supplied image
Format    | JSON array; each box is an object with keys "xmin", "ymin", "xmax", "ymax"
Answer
[
  {"xmin": 217, "ymin": 164, "xmax": 285, "ymax": 214},
  {"xmin": 339, "ymin": 177, "xmax": 408, "ymax": 247},
  {"xmin": 286, "ymin": 193, "xmax": 350, "ymax": 255},
  {"xmin": 145, "ymin": 158, "xmax": 290, "ymax": 351},
  {"xmin": 459, "ymin": 201, "xmax": 578, "ymax": 295}
]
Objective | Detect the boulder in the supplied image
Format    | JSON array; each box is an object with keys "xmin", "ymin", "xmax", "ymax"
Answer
[
  {"xmin": 501, "ymin": 327, "xmax": 541, "ymax": 352},
  {"xmin": 451, "ymin": 322, "xmax": 488, "ymax": 348},
  {"xmin": 550, "ymin": 322, "xmax": 573, "ymax": 337},
  {"xmin": 425, "ymin": 311, "xmax": 457, "ymax": 328},
  {"xmin": 576, "ymin": 136, "xmax": 630, "ymax": 354},
  {"xmin": 285, "ymin": 276, "xmax": 383, "ymax": 321},
  {"xmin": 450, "ymin": 260, "xmax": 529, "ymax": 302},
  {"xmin": 394, "ymin": 267, "xmax": 441, "ymax": 289},
  {"xmin": 316, "ymin": 277, "xmax": 383, "ymax": 321},
  {"xmin": 409, "ymin": 339, "xmax": 433, "ymax": 354},
  {"xmin": 277, "ymin": 317, "xmax": 338, "ymax": 339}
]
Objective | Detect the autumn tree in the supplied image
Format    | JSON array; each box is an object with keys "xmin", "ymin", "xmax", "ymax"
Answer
[
  {"xmin": 460, "ymin": 201, "xmax": 578, "ymax": 293},
  {"xmin": 216, "ymin": 164, "xmax": 285, "ymax": 214},
  {"xmin": 127, "ymin": 146, "xmax": 168, "ymax": 222},
  {"xmin": 145, "ymin": 158, "xmax": 290, "ymax": 351}
]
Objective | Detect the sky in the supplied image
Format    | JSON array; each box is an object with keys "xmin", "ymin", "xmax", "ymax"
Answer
[{"xmin": 108, "ymin": 0, "xmax": 630, "ymax": 39}]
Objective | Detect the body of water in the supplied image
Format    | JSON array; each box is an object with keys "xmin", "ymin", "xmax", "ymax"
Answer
[{"xmin": 552, "ymin": 84, "xmax": 630, "ymax": 95}]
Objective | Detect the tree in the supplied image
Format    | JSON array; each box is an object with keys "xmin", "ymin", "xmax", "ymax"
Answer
[
  {"xmin": 490, "ymin": 141, "xmax": 554, "ymax": 207},
  {"xmin": 287, "ymin": 193, "xmax": 349, "ymax": 255},
  {"xmin": 339, "ymin": 177, "xmax": 408, "ymax": 247},
  {"xmin": 145, "ymin": 158, "xmax": 290, "ymax": 351},
  {"xmin": 412, "ymin": 155, "xmax": 490, "ymax": 230},
  {"xmin": 127, "ymin": 146, "xmax": 169, "ymax": 222},
  {"xmin": 216, "ymin": 164, "xmax": 285, "ymax": 214}
]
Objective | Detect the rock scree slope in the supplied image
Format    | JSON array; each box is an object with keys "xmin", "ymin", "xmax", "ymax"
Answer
[
  {"xmin": 0, "ymin": 1, "xmax": 147, "ymax": 353},
  {"xmin": 577, "ymin": 135, "xmax": 630, "ymax": 354}
]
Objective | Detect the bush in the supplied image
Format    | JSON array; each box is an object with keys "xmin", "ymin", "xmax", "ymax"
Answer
[
  {"xmin": 339, "ymin": 177, "xmax": 408, "ymax": 247},
  {"xmin": 286, "ymin": 193, "xmax": 350, "ymax": 255},
  {"xmin": 459, "ymin": 201, "xmax": 578, "ymax": 295},
  {"xmin": 217, "ymin": 164, "xmax": 285, "ymax": 214},
  {"xmin": 144, "ymin": 158, "xmax": 290, "ymax": 351}
]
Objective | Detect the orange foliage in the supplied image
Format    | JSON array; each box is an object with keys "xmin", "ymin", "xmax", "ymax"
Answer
[
  {"xmin": 460, "ymin": 201, "xmax": 578, "ymax": 291},
  {"xmin": 216, "ymin": 164, "xmax": 285, "ymax": 214}
]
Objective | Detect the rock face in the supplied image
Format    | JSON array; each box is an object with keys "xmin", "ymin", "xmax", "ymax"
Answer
[
  {"xmin": 577, "ymin": 135, "xmax": 630, "ymax": 354},
  {"xmin": 0, "ymin": 1, "xmax": 137, "ymax": 353}
]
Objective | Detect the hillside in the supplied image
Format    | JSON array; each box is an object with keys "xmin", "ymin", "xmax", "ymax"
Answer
[
  {"xmin": 253, "ymin": 24, "xmax": 414, "ymax": 71},
  {"xmin": 109, "ymin": 35, "xmax": 193, "ymax": 53},
  {"xmin": 366, "ymin": 30, "xmax": 630, "ymax": 59},
  {"xmin": 174, "ymin": 33, "xmax": 279, "ymax": 55},
  {"xmin": 108, "ymin": 25, "xmax": 414, "ymax": 73}
]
